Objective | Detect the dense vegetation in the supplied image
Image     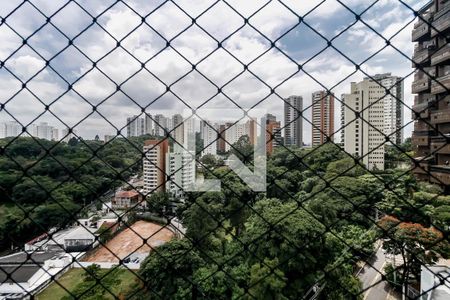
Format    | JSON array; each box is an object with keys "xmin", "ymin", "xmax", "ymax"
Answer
[
  {"xmin": 126, "ymin": 143, "xmax": 449, "ymax": 299},
  {"xmin": 0, "ymin": 136, "xmax": 149, "ymax": 251},
  {"xmin": 2, "ymin": 135, "xmax": 448, "ymax": 299}
]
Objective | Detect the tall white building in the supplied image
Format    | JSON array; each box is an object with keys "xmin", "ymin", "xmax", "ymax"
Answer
[
  {"xmin": 0, "ymin": 121, "xmax": 59, "ymax": 140},
  {"xmin": 51, "ymin": 128, "xmax": 59, "ymax": 141},
  {"xmin": 126, "ymin": 115, "xmax": 145, "ymax": 137},
  {"xmin": 201, "ymin": 121, "xmax": 218, "ymax": 156},
  {"xmin": 284, "ymin": 95, "xmax": 303, "ymax": 147},
  {"xmin": 0, "ymin": 121, "xmax": 21, "ymax": 138},
  {"xmin": 376, "ymin": 73, "xmax": 404, "ymax": 145},
  {"xmin": 172, "ymin": 114, "xmax": 184, "ymax": 145},
  {"xmin": 224, "ymin": 119, "xmax": 256, "ymax": 152},
  {"xmin": 36, "ymin": 122, "xmax": 52, "ymax": 140},
  {"xmin": 144, "ymin": 114, "xmax": 153, "ymax": 135},
  {"xmin": 154, "ymin": 114, "xmax": 168, "ymax": 137},
  {"xmin": 341, "ymin": 74, "xmax": 404, "ymax": 171},
  {"xmin": 166, "ymin": 144, "xmax": 195, "ymax": 196}
]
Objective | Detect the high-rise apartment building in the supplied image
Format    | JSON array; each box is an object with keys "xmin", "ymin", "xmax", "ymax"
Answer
[
  {"xmin": 224, "ymin": 119, "xmax": 256, "ymax": 152},
  {"xmin": 36, "ymin": 122, "xmax": 58, "ymax": 140},
  {"xmin": 126, "ymin": 115, "xmax": 145, "ymax": 138},
  {"xmin": 411, "ymin": 0, "xmax": 450, "ymax": 188},
  {"xmin": 264, "ymin": 115, "xmax": 282, "ymax": 155},
  {"xmin": 154, "ymin": 114, "xmax": 168, "ymax": 137},
  {"xmin": 0, "ymin": 121, "xmax": 21, "ymax": 138},
  {"xmin": 377, "ymin": 73, "xmax": 404, "ymax": 145},
  {"xmin": 172, "ymin": 114, "xmax": 184, "ymax": 145},
  {"xmin": 311, "ymin": 91, "xmax": 335, "ymax": 146},
  {"xmin": 217, "ymin": 123, "xmax": 229, "ymax": 153},
  {"xmin": 144, "ymin": 114, "xmax": 153, "ymax": 135},
  {"xmin": 0, "ymin": 121, "xmax": 59, "ymax": 141},
  {"xmin": 166, "ymin": 144, "xmax": 196, "ymax": 196},
  {"xmin": 201, "ymin": 121, "xmax": 218, "ymax": 156},
  {"xmin": 284, "ymin": 95, "xmax": 303, "ymax": 147},
  {"xmin": 143, "ymin": 139, "xmax": 169, "ymax": 196},
  {"xmin": 341, "ymin": 74, "xmax": 404, "ymax": 170}
]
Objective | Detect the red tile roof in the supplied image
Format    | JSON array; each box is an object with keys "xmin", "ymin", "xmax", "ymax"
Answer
[{"xmin": 115, "ymin": 190, "xmax": 139, "ymax": 198}]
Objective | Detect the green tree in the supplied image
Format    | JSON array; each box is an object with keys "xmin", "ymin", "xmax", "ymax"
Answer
[
  {"xmin": 379, "ymin": 216, "xmax": 450, "ymax": 293},
  {"xmin": 146, "ymin": 192, "xmax": 170, "ymax": 216}
]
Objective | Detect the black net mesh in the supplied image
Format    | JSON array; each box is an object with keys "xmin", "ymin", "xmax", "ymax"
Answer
[{"xmin": 0, "ymin": 0, "xmax": 449, "ymax": 299}]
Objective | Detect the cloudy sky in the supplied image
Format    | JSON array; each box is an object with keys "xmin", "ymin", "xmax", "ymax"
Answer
[{"xmin": 0, "ymin": 0, "xmax": 429, "ymax": 142}]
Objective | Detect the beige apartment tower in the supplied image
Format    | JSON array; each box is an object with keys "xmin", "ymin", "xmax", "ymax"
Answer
[{"xmin": 341, "ymin": 73, "xmax": 404, "ymax": 171}]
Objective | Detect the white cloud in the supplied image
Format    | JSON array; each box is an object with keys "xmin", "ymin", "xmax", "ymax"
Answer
[{"xmin": 0, "ymin": 0, "xmax": 418, "ymax": 142}]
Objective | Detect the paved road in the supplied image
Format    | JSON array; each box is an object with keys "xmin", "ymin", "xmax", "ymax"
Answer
[{"xmin": 358, "ymin": 245, "xmax": 398, "ymax": 300}]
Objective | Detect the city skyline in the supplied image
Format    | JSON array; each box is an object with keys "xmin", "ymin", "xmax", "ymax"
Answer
[{"xmin": 0, "ymin": 1, "xmax": 431, "ymax": 143}]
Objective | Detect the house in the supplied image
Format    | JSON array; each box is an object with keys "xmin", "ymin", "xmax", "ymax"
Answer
[
  {"xmin": 63, "ymin": 227, "xmax": 96, "ymax": 252},
  {"xmin": 0, "ymin": 252, "xmax": 72, "ymax": 299},
  {"xmin": 112, "ymin": 190, "xmax": 142, "ymax": 210}
]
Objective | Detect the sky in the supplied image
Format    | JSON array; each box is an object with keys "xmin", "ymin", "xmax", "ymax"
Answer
[{"xmin": 0, "ymin": 0, "xmax": 430, "ymax": 142}]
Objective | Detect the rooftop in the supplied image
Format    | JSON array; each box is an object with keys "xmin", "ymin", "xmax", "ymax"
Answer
[
  {"xmin": 0, "ymin": 265, "xmax": 40, "ymax": 283},
  {"xmin": 0, "ymin": 252, "xmax": 59, "ymax": 265},
  {"xmin": 115, "ymin": 190, "xmax": 139, "ymax": 198},
  {"xmin": 64, "ymin": 226, "xmax": 96, "ymax": 241}
]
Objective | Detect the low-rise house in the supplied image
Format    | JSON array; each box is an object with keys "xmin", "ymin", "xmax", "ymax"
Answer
[
  {"xmin": 63, "ymin": 227, "xmax": 96, "ymax": 252},
  {"xmin": 112, "ymin": 190, "xmax": 142, "ymax": 210},
  {"xmin": 0, "ymin": 252, "xmax": 72, "ymax": 299}
]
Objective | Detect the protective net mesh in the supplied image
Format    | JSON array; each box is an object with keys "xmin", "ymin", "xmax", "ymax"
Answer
[{"xmin": 0, "ymin": 0, "xmax": 449, "ymax": 299}]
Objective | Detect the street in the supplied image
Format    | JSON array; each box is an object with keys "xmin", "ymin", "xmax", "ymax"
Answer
[{"xmin": 358, "ymin": 245, "xmax": 399, "ymax": 300}]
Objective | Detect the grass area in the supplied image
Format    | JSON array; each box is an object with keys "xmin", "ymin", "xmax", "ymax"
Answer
[
  {"xmin": 36, "ymin": 268, "xmax": 85, "ymax": 300},
  {"xmin": 36, "ymin": 267, "xmax": 140, "ymax": 300}
]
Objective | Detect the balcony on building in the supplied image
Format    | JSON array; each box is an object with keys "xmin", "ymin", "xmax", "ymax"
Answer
[
  {"xmin": 412, "ymin": 72, "xmax": 431, "ymax": 93},
  {"xmin": 412, "ymin": 94, "xmax": 437, "ymax": 119},
  {"xmin": 431, "ymin": 2, "xmax": 450, "ymax": 37},
  {"xmin": 412, "ymin": 132, "xmax": 431, "ymax": 146},
  {"xmin": 431, "ymin": 43, "xmax": 450, "ymax": 66},
  {"xmin": 412, "ymin": 42, "xmax": 434, "ymax": 67},
  {"xmin": 411, "ymin": 157, "xmax": 431, "ymax": 176},
  {"xmin": 429, "ymin": 165, "xmax": 450, "ymax": 185},
  {"xmin": 430, "ymin": 107, "xmax": 450, "ymax": 124},
  {"xmin": 431, "ymin": 73, "xmax": 450, "ymax": 94},
  {"xmin": 431, "ymin": 135, "xmax": 450, "ymax": 154},
  {"xmin": 414, "ymin": 120, "xmax": 433, "ymax": 132},
  {"xmin": 412, "ymin": 13, "xmax": 432, "ymax": 42}
]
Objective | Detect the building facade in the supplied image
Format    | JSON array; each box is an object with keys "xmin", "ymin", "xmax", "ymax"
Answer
[
  {"xmin": 166, "ymin": 144, "xmax": 196, "ymax": 196},
  {"xmin": 144, "ymin": 114, "xmax": 153, "ymax": 135},
  {"xmin": 411, "ymin": 0, "xmax": 450, "ymax": 188},
  {"xmin": 224, "ymin": 119, "xmax": 256, "ymax": 152},
  {"xmin": 311, "ymin": 91, "xmax": 335, "ymax": 146},
  {"xmin": 143, "ymin": 139, "xmax": 169, "ymax": 195},
  {"xmin": 341, "ymin": 82, "xmax": 383, "ymax": 170},
  {"xmin": 126, "ymin": 115, "xmax": 145, "ymax": 138},
  {"xmin": 172, "ymin": 114, "xmax": 184, "ymax": 145},
  {"xmin": 284, "ymin": 95, "xmax": 303, "ymax": 147},
  {"xmin": 264, "ymin": 114, "xmax": 282, "ymax": 155},
  {"xmin": 0, "ymin": 121, "xmax": 59, "ymax": 140},
  {"xmin": 201, "ymin": 121, "xmax": 218, "ymax": 156},
  {"xmin": 154, "ymin": 114, "xmax": 168, "ymax": 137},
  {"xmin": 112, "ymin": 190, "xmax": 141, "ymax": 209}
]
